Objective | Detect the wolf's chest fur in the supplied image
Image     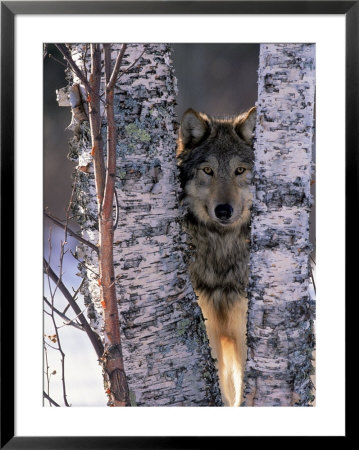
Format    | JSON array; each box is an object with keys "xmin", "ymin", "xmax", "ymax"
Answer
[{"xmin": 186, "ymin": 215, "xmax": 250, "ymax": 320}]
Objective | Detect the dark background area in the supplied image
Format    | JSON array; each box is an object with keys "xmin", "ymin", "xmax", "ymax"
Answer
[{"xmin": 173, "ymin": 44, "xmax": 259, "ymax": 118}]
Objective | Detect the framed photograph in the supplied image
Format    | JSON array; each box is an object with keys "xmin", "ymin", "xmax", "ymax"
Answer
[{"xmin": 1, "ymin": 1, "xmax": 352, "ymax": 447}]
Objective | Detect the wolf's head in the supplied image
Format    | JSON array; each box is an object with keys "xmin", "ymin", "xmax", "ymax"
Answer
[{"xmin": 177, "ymin": 107, "xmax": 256, "ymax": 230}]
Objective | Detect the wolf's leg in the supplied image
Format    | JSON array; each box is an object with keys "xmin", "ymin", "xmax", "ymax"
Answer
[
  {"xmin": 227, "ymin": 297, "xmax": 248, "ymax": 406},
  {"xmin": 220, "ymin": 336, "xmax": 237, "ymax": 405},
  {"xmin": 198, "ymin": 296, "xmax": 247, "ymax": 406},
  {"xmin": 197, "ymin": 298, "xmax": 229, "ymax": 405},
  {"xmin": 203, "ymin": 320, "xmax": 230, "ymax": 405},
  {"xmin": 201, "ymin": 316, "xmax": 234, "ymax": 406}
]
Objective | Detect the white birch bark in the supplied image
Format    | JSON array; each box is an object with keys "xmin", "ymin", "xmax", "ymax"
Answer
[
  {"xmin": 244, "ymin": 44, "xmax": 316, "ymax": 406},
  {"xmin": 61, "ymin": 44, "xmax": 221, "ymax": 406}
]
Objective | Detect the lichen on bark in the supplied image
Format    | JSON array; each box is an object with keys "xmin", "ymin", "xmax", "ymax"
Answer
[{"xmin": 244, "ymin": 43, "xmax": 316, "ymax": 407}]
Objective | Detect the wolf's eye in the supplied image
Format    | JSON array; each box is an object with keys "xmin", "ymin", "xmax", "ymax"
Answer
[
  {"xmin": 203, "ymin": 167, "xmax": 214, "ymax": 176},
  {"xmin": 235, "ymin": 167, "xmax": 246, "ymax": 175}
]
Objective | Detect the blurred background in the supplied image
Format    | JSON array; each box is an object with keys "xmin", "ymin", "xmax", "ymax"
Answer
[{"xmin": 44, "ymin": 44, "xmax": 314, "ymax": 407}]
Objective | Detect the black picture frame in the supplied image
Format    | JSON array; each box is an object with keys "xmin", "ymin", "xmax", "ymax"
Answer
[{"xmin": 1, "ymin": 1, "xmax": 353, "ymax": 447}]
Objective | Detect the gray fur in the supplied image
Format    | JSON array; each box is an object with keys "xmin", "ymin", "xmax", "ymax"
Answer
[
  {"xmin": 185, "ymin": 215, "xmax": 250, "ymax": 320},
  {"xmin": 178, "ymin": 108, "xmax": 255, "ymax": 319}
]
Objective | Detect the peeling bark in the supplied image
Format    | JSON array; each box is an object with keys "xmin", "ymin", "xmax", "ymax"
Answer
[
  {"xmin": 244, "ymin": 44, "xmax": 316, "ymax": 406},
  {"xmin": 61, "ymin": 44, "xmax": 221, "ymax": 406}
]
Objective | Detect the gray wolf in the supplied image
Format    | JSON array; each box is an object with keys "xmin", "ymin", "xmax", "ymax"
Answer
[{"xmin": 177, "ymin": 107, "xmax": 256, "ymax": 406}]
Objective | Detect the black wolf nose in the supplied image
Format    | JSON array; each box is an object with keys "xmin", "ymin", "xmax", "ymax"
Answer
[{"xmin": 214, "ymin": 204, "xmax": 233, "ymax": 220}]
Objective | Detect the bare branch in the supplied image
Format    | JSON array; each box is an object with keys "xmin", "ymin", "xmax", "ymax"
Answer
[
  {"xmin": 113, "ymin": 189, "xmax": 119, "ymax": 231},
  {"xmin": 117, "ymin": 47, "xmax": 146, "ymax": 81},
  {"xmin": 44, "ymin": 211, "xmax": 99, "ymax": 253},
  {"xmin": 70, "ymin": 250, "xmax": 100, "ymax": 278},
  {"xmin": 43, "ymin": 258, "xmax": 104, "ymax": 359},
  {"xmin": 103, "ymin": 44, "xmax": 112, "ymax": 85},
  {"xmin": 44, "ymin": 296, "xmax": 84, "ymax": 331},
  {"xmin": 44, "ymin": 340, "xmax": 60, "ymax": 351},
  {"xmin": 62, "ymin": 278, "xmax": 85, "ymax": 315},
  {"xmin": 107, "ymin": 44, "xmax": 127, "ymax": 90},
  {"xmin": 57, "ymin": 43, "xmax": 129, "ymax": 407},
  {"xmin": 309, "ymin": 263, "xmax": 316, "ymax": 294},
  {"xmin": 43, "ymin": 344, "xmax": 51, "ymax": 406},
  {"xmin": 48, "ymin": 53, "xmax": 68, "ymax": 68},
  {"xmin": 100, "ymin": 43, "xmax": 130, "ymax": 406},
  {"xmin": 89, "ymin": 43, "xmax": 106, "ymax": 208},
  {"xmin": 45, "ymin": 278, "xmax": 70, "ymax": 407},
  {"xmin": 81, "ymin": 44, "xmax": 90, "ymax": 82},
  {"xmin": 57, "ymin": 304, "xmax": 91, "ymax": 330},
  {"xmin": 43, "ymin": 391, "xmax": 60, "ymax": 407},
  {"xmin": 55, "ymin": 44, "xmax": 91, "ymax": 92}
]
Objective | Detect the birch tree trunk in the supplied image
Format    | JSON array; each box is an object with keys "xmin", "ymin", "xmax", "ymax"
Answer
[
  {"xmin": 63, "ymin": 44, "xmax": 221, "ymax": 406},
  {"xmin": 244, "ymin": 44, "xmax": 316, "ymax": 406}
]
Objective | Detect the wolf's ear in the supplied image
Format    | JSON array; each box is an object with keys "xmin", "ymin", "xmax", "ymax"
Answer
[
  {"xmin": 179, "ymin": 108, "xmax": 211, "ymax": 148},
  {"xmin": 234, "ymin": 106, "xmax": 257, "ymax": 145}
]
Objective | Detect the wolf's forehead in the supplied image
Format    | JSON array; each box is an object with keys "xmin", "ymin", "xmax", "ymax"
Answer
[
  {"xmin": 206, "ymin": 141, "xmax": 254, "ymax": 165},
  {"xmin": 201, "ymin": 154, "xmax": 251, "ymax": 169},
  {"xmin": 209, "ymin": 130, "xmax": 253, "ymax": 156}
]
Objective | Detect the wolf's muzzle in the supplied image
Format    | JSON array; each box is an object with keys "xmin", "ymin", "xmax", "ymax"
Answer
[{"xmin": 214, "ymin": 204, "xmax": 233, "ymax": 221}]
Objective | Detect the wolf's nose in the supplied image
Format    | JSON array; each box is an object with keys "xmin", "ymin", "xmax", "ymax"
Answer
[{"xmin": 214, "ymin": 204, "xmax": 233, "ymax": 220}]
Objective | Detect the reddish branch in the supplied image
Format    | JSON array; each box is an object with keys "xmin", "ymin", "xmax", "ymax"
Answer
[
  {"xmin": 89, "ymin": 44, "xmax": 106, "ymax": 207},
  {"xmin": 56, "ymin": 43, "xmax": 130, "ymax": 406},
  {"xmin": 106, "ymin": 43, "xmax": 127, "ymax": 90},
  {"xmin": 98, "ymin": 43, "xmax": 130, "ymax": 406}
]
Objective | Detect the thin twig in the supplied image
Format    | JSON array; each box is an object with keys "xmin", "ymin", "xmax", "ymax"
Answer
[
  {"xmin": 55, "ymin": 44, "xmax": 91, "ymax": 92},
  {"xmin": 70, "ymin": 250, "xmax": 100, "ymax": 278},
  {"xmin": 107, "ymin": 44, "xmax": 128, "ymax": 90},
  {"xmin": 82, "ymin": 44, "xmax": 89, "ymax": 82},
  {"xmin": 113, "ymin": 189, "xmax": 119, "ymax": 230},
  {"xmin": 43, "ymin": 344, "xmax": 51, "ymax": 406},
  {"xmin": 44, "ymin": 340, "xmax": 60, "ymax": 351},
  {"xmin": 57, "ymin": 304, "xmax": 91, "ymax": 330},
  {"xmin": 44, "ymin": 296, "xmax": 84, "ymax": 331},
  {"xmin": 46, "ymin": 227, "xmax": 56, "ymax": 299},
  {"xmin": 62, "ymin": 278, "xmax": 85, "ymax": 315},
  {"xmin": 43, "ymin": 391, "xmax": 60, "ymax": 407},
  {"xmin": 43, "ymin": 156, "xmax": 88, "ymax": 407},
  {"xmin": 117, "ymin": 47, "xmax": 146, "ymax": 81},
  {"xmin": 44, "ymin": 258, "xmax": 104, "ymax": 359},
  {"xmin": 44, "ymin": 211, "xmax": 99, "ymax": 253},
  {"xmin": 309, "ymin": 263, "xmax": 316, "ymax": 294},
  {"xmin": 47, "ymin": 289, "xmax": 70, "ymax": 407},
  {"xmin": 89, "ymin": 43, "xmax": 106, "ymax": 208},
  {"xmin": 48, "ymin": 53, "xmax": 68, "ymax": 69}
]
